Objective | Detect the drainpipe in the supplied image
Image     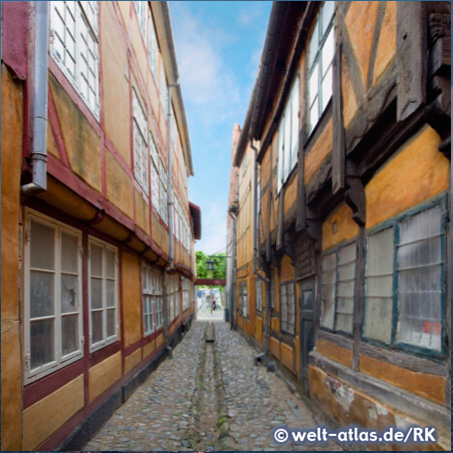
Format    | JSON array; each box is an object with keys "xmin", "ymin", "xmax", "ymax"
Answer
[
  {"xmin": 250, "ymin": 140, "xmax": 270, "ymax": 356},
  {"xmin": 163, "ymin": 81, "xmax": 179, "ymax": 358},
  {"xmin": 21, "ymin": 1, "xmax": 49, "ymax": 195}
]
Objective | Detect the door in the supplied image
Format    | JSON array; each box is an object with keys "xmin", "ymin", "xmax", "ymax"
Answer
[{"xmin": 299, "ymin": 278, "xmax": 315, "ymax": 397}]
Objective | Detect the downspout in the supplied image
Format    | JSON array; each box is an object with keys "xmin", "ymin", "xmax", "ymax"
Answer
[
  {"xmin": 21, "ymin": 1, "xmax": 49, "ymax": 195},
  {"xmin": 163, "ymin": 81, "xmax": 179, "ymax": 358},
  {"xmin": 250, "ymin": 140, "xmax": 270, "ymax": 356}
]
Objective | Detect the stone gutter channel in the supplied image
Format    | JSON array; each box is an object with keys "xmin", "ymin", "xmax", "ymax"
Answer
[{"xmin": 182, "ymin": 322, "xmax": 233, "ymax": 452}]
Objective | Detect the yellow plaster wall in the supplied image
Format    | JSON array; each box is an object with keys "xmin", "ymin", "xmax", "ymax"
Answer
[
  {"xmin": 280, "ymin": 254, "xmax": 295, "ymax": 282},
  {"xmin": 344, "ymin": 1, "xmax": 380, "ymax": 88},
  {"xmin": 281, "ymin": 342, "xmax": 295, "ymax": 373},
  {"xmin": 156, "ymin": 333, "xmax": 164, "ymax": 349},
  {"xmin": 304, "ymin": 119, "xmax": 333, "ymax": 184},
  {"xmin": 106, "ymin": 150, "xmax": 134, "ymax": 219},
  {"xmin": 1, "ymin": 65, "xmax": 24, "ymax": 451},
  {"xmin": 49, "ymin": 75, "xmax": 101, "ymax": 192},
  {"xmin": 322, "ymin": 203, "xmax": 359, "ymax": 251},
  {"xmin": 270, "ymin": 336, "xmax": 280, "ymax": 360},
  {"xmin": 372, "ymin": 1, "xmax": 396, "ymax": 86},
  {"xmin": 342, "ymin": 59, "xmax": 358, "ymax": 128},
  {"xmin": 152, "ymin": 213, "xmax": 170, "ymax": 256},
  {"xmin": 23, "ymin": 375, "xmax": 84, "ymax": 450},
  {"xmin": 101, "ymin": 2, "xmax": 131, "ymax": 165},
  {"xmin": 125, "ymin": 348, "xmax": 142, "ymax": 374},
  {"xmin": 360, "ymin": 355, "xmax": 445, "ymax": 406},
  {"xmin": 143, "ymin": 339, "xmax": 156, "ymax": 359},
  {"xmin": 47, "ymin": 123, "xmax": 60, "ymax": 158},
  {"xmin": 135, "ymin": 189, "xmax": 151, "ymax": 235},
  {"xmin": 130, "ymin": 14, "xmax": 149, "ymax": 87},
  {"xmin": 89, "ymin": 351, "xmax": 122, "ymax": 403},
  {"xmin": 283, "ymin": 174, "xmax": 297, "ymax": 215},
  {"xmin": 365, "ymin": 126, "xmax": 449, "ymax": 229},
  {"xmin": 121, "ymin": 251, "xmax": 142, "ymax": 348},
  {"xmin": 316, "ymin": 338, "xmax": 353, "ymax": 368}
]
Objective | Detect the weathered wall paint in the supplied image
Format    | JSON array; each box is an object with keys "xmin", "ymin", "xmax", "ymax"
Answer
[
  {"xmin": 1, "ymin": 64, "xmax": 24, "ymax": 451},
  {"xmin": 23, "ymin": 375, "xmax": 84, "ymax": 450},
  {"xmin": 89, "ymin": 352, "xmax": 122, "ymax": 403},
  {"xmin": 304, "ymin": 118, "xmax": 333, "ymax": 184},
  {"xmin": 143, "ymin": 339, "xmax": 156, "ymax": 359},
  {"xmin": 270, "ymin": 336, "xmax": 281, "ymax": 360},
  {"xmin": 280, "ymin": 254, "xmax": 295, "ymax": 282},
  {"xmin": 121, "ymin": 251, "xmax": 142, "ymax": 348},
  {"xmin": 322, "ymin": 203, "xmax": 359, "ymax": 251},
  {"xmin": 365, "ymin": 126, "xmax": 449, "ymax": 228},
  {"xmin": 281, "ymin": 342, "xmax": 295, "ymax": 374},
  {"xmin": 135, "ymin": 189, "xmax": 151, "ymax": 235},
  {"xmin": 360, "ymin": 355, "xmax": 446, "ymax": 406},
  {"xmin": 341, "ymin": 58, "xmax": 359, "ymax": 128},
  {"xmin": 124, "ymin": 348, "xmax": 142, "ymax": 374},
  {"xmin": 316, "ymin": 338, "xmax": 353, "ymax": 368}
]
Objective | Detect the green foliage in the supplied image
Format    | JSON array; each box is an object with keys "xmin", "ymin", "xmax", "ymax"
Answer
[{"xmin": 196, "ymin": 251, "xmax": 227, "ymax": 288}]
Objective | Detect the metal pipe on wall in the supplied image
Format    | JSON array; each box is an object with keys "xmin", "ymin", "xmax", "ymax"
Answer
[{"xmin": 21, "ymin": 1, "xmax": 49, "ymax": 195}]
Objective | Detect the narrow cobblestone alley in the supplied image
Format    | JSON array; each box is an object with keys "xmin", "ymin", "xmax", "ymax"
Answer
[{"xmin": 85, "ymin": 321, "xmax": 341, "ymax": 451}]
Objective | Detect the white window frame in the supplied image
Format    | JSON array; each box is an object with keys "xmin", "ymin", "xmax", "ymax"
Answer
[
  {"xmin": 255, "ymin": 278, "xmax": 263, "ymax": 313},
  {"xmin": 50, "ymin": 1, "xmax": 100, "ymax": 117},
  {"xmin": 142, "ymin": 263, "xmax": 155, "ymax": 336},
  {"xmin": 154, "ymin": 269, "xmax": 164, "ymax": 329},
  {"xmin": 160, "ymin": 62, "xmax": 168, "ymax": 116},
  {"xmin": 88, "ymin": 237, "xmax": 119, "ymax": 352},
  {"xmin": 148, "ymin": 9, "xmax": 159, "ymax": 80},
  {"xmin": 277, "ymin": 76, "xmax": 300, "ymax": 193},
  {"xmin": 307, "ymin": 1, "xmax": 335, "ymax": 134},
  {"xmin": 133, "ymin": 89, "xmax": 149, "ymax": 194},
  {"xmin": 280, "ymin": 281, "xmax": 296, "ymax": 335},
  {"xmin": 159, "ymin": 159, "xmax": 168, "ymax": 224},
  {"xmin": 182, "ymin": 277, "xmax": 190, "ymax": 311},
  {"xmin": 24, "ymin": 210, "xmax": 84, "ymax": 384}
]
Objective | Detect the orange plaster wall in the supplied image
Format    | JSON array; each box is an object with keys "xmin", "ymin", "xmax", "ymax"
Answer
[
  {"xmin": 360, "ymin": 355, "xmax": 446, "ymax": 406},
  {"xmin": 121, "ymin": 251, "xmax": 142, "ymax": 348},
  {"xmin": 280, "ymin": 254, "xmax": 295, "ymax": 283},
  {"xmin": 1, "ymin": 64, "xmax": 24, "ymax": 451},
  {"xmin": 322, "ymin": 203, "xmax": 359, "ymax": 252},
  {"xmin": 344, "ymin": 1, "xmax": 380, "ymax": 88},
  {"xmin": 372, "ymin": 1, "xmax": 396, "ymax": 86},
  {"xmin": 100, "ymin": 2, "xmax": 131, "ymax": 165},
  {"xmin": 270, "ymin": 336, "xmax": 281, "ymax": 360},
  {"xmin": 281, "ymin": 342, "xmax": 295, "ymax": 374},
  {"xmin": 135, "ymin": 189, "xmax": 151, "ymax": 235},
  {"xmin": 283, "ymin": 174, "xmax": 297, "ymax": 215},
  {"xmin": 341, "ymin": 58, "xmax": 358, "ymax": 128},
  {"xmin": 316, "ymin": 338, "xmax": 353, "ymax": 367},
  {"xmin": 365, "ymin": 126, "xmax": 449, "ymax": 229},
  {"xmin": 304, "ymin": 118, "xmax": 333, "ymax": 184}
]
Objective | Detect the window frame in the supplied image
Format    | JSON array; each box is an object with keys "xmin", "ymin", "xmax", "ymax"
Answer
[
  {"xmin": 142, "ymin": 263, "xmax": 156, "ymax": 337},
  {"xmin": 255, "ymin": 278, "xmax": 263, "ymax": 314},
  {"xmin": 320, "ymin": 239, "xmax": 357, "ymax": 337},
  {"xmin": 24, "ymin": 209, "xmax": 84, "ymax": 384},
  {"xmin": 280, "ymin": 281, "xmax": 296, "ymax": 335},
  {"xmin": 361, "ymin": 196, "xmax": 448, "ymax": 359},
  {"xmin": 88, "ymin": 236, "xmax": 119, "ymax": 352},
  {"xmin": 50, "ymin": 1, "xmax": 100, "ymax": 118}
]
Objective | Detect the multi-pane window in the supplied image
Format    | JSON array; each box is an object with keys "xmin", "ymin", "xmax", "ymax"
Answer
[
  {"xmin": 25, "ymin": 212, "xmax": 83, "ymax": 382},
  {"xmin": 270, "ymin": 270, "xmax": 276, "ymax": 310},
  {"xmin": 89, "ymin": 238, "xmax": 118, "ymax": 351},
  {"xmin": 160, "ymin": 160, "xmax": 168, "ymax": 224},
  {"xmin": 150, "ymin": 136, "xmax": 160, "ymax": 211},
  {"xmin": 277, "ymin": 77, "xmax": 300, "ymax": 192},
  {"xmin": 320, "ymin": 241, "xmax": 357, "ymax": 334},
  {"xmin": 280, "ymin": 282, "xmax": 296, "ymax": 335},
  {"xmin": 154, "ymin": 270, "xmax": 164, "ymax": 329},
  {"xmin": 255, "ymin": 278, "xmax": 263, "ymax": 313},
  {"xmin": 364, "ymin": 204, "xmax": 445, "ymax": 353},
  {"xmin": 182, "ymin": 277, "xmax": 190, "ymax": 311},
  {"xmin": 160, "ymin": 63, "xmax": 168, "ymax": 116},
  {"xmin": 239, "ymin": 282, "xmax": 248, "ymax": 318},
  {"xmin": 148, "ymin": 10, "xmax": 159, "ymax": 80},
  {"xmin": 50, "ymin": 1, "xmax": 100, "ymax": 115},
  {"xmin": 142, "ymin": 264, "xmax": 155, "ymax": 336},
  {"xmin": 133, "ymin": 89, "xmax": 149, "ymax": 194},
  {"xmin": 307, "ymin": 1, "xmax": 335, "ymax": 133},
  {"xmin": 167, "ymin": 275, "xmax": 179, "ymax": 321},
  {"xmin": 134, "ymin": 1, "xmax": 146, "ymax": 37}
]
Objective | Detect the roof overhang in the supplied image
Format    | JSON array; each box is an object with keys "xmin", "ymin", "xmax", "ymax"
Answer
[{"xmin": 189, "ymin": 201, "xmax": 202, "ymax": 240}]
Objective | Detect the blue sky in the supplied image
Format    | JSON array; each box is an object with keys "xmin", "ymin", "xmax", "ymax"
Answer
[{"xmin": 170, "ymin": 1, "xmax": 272, "ymax": 254}]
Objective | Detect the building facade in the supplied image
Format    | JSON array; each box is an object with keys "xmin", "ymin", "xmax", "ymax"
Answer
[
  {"xmin": 1, "ymin": 1, "xmax": 201, "ymax": 450},
  {"xmin": 228, "ymin": 1, "xmax": 451, "ymax": 450}
]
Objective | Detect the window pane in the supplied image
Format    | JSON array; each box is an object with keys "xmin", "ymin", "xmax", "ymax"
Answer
[
  {"xmin": 106, "ymin": 249, "xmax": 116, "ymax": 278},
  {"xmin": 308, "ymin": 65, "xmax": 319, "ymax": 107},
  {"xmin": 107, "ymin": 309, "xmax": 116, "ymax": 337},
  {"xmin": 61, "ymin": 231, "xmax": 78, "ymax": 273},
  {"xmin": 309, "ymin": 98, "xmax": 319, "ymax": 133},
  {"xmin": 364, "ymin": 297, "xmax": 393, "ymax": 343},
  {"xmin": 61, "ymin": 274, "xmax": 79, "ymax": 313},
  {"xmin": 308, "ymin": 22, "xmax": 319, "ymax": 70},
  {"xmin": 106, "ymin": 279, "xmax": 116, "ymax": 307},
  {"xmin": 291, "ymin": 82, "xmax": 299, "ymax": 167},
  {"xmin": 30, "ymin": 319, "xmax": 54, "ymax": 369},
  {"xmin": 62, "ymin": 314, "xmax": 78, "ymax": 356},
  {"xmin": 321, "ymin": 64, "xmax": 333, "ymax": 111},
  {"xmin": 91, "ymin": 277, "xmax": 103, "ymax": 309},
  {"xmin": 30, "ymin": 221, "xmax": 55, "ymax": 270},
  {"xmin": 336, "ymin": 313, "xmax": 353, "ymax": 333},
  {"xmin": 91, "ymin": 244, "xmax": 103, "ymax": 276},
  {"xmin": 91, "ymin": 311, "xmax": 103, "ymax": 343},
  {"xmin": 30, "ymin": 271, "xmax": 54, "ymax": 318},
  {"xmin": 321, "ymin": 253, "xmax": 336, "ymax": 329},
  {"xmin": 322, "ymin": 28, "xmax": 335, "ymax": 76}
]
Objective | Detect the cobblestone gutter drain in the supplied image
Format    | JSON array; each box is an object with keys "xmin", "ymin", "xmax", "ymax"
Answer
[{"xmin": 182, "ymin": 322, "xmax": 233, "ymax": 452}]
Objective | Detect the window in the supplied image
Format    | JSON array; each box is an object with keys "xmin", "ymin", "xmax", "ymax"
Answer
[
  {"xmin": 24, "ymin": 212, "xmax": 84, "ymax": 383},
  {"xmin": 182, "ymin": 277, "xmax": 190, "ymax": 311},
  {"xmin": 307, "ymin": 1, "xmax": 335, "ymax": 134},
  {"xmin": 89, "ymin": 238, "xmax": 118, "ymax": 351},
  {"xmin": 280, "ymin": 282, "xmax": 296, "ymax": 335},
  {"xmin": 142, "ymin": 264, "xmax": 155, "ymax": 336},
  {"xmin": 160, "ymin": 159, "xmax": 168, "ymax": 224},
  {"xmin": 270, "ymin": 270, "xmax": 276, "ymax": 310},
  {"xmin": 50, "ymin": 1, "xmax": 100, "ymax": 116},
  {"xmin": 167, "ymin": 275, "xmax": 179, "ymax": 320},
  {"xmin": 154, "ymin": 270, "xmax": 164, "ymax": 329},
  {"xmin": 277, "ymin": 77, "xmax": 300, "ymax": 192},
  {"xmin": 134, "ymin": 1, "xmax": 146, "ymax": 37},
  {"xmin": 148, "ymin": 9, "xmax": 158, "ymax": 79},
  {"xmin": 133, "ymin": 89, "xmax": 149, "ymax": 194},
  {"xmin": 255, "ymin": 278, "xmax": 263, "ymax": 313},
  {"xmin": 160, "ymin": 63, "xmax": 168, "ymax": 116},
  {"xmin": 320, "ymin": 241, "xmax": 356, "ymax": 334},
  {"xmin": 363, "ymin": 203, "xmax": 446, "ymax": 353},
  {"xmin": 239, "ymin": 282, "xmax": 248, "ymax": 318}
]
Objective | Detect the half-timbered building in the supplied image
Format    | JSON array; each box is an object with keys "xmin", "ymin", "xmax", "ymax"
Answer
[{"xmin": 229, "ymin": 1, "xmax": 451, "ymax": 449}]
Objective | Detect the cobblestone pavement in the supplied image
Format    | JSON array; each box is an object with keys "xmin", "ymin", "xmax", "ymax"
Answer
[{"xmin": 85, "ymin": 321, "xmax": 342, "ymax": 451}]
